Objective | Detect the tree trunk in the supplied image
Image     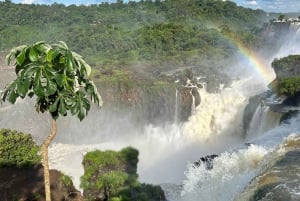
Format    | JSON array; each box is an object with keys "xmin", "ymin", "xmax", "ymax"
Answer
[{"xmin": 42, "ymin": 119, "xmax": 57, "ymax": 201}]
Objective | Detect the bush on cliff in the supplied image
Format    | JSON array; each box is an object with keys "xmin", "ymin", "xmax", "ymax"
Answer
[
  {"xmin": 271, "ymin": 55, "xmax": 300, "ymax": 96},
  {"xmin": 81, "ymin": 147, "xmax": 166, "ymax": 201},
  {"xmin": 272, "ymin": 55, "xmax": 300, "ymax": 79},
  {"xmin": 0, "ymin": 129, "xmax": 41, "ymax": 168}
]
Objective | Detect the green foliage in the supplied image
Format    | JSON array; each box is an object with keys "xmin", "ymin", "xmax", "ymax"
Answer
[
  {"xmin": 276, "ymin": 77, "xmax": 300, "ymax": 96},
  {"xmin": 80, "ymin": 147, "xmax": 164, "ymax": 201},
  {"xmin": 278, "ymin": 14, "xmax": 286, "ymax": 21},
  {"xmin": 0, "ymin": 41, "xmax": 102, "ymax": 121},
  {"xmin": 272, "ymin": 55, "xmax": 300, "ymax": 74},
  {"xmin": 0, "ymin": 129, "xmax": 41, "ymax": 168},
  {"xmin": 0, "ymin": 0, "xmax": 268, "ymax": 70},
  {"xmin": 60, "ymin": 173, "xmax": 73, "ymax": 187},
  {"xmin": 271, "ymin": 55, "xmax": 300, "ymax": 96}
]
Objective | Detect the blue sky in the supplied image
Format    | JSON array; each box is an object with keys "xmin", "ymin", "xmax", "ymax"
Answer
[{"xmin": 6, "ymin": 0, "xmax": 300, "ymax": 13}]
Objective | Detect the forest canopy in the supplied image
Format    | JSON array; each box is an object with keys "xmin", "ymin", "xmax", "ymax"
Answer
[{"xmin": 0, "ymin": 0, "xmax": 269, "ymax": 71}]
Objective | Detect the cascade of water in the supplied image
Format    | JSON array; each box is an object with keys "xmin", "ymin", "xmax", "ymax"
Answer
[
  {"xmin": 189, "ymin": 89, "xmax": 196, "ymax": 116},
  {"xmin": 180, "ymin": 144, "xmax": 268, "ymax": 201},
  {"xmin": 246, "ymin": 105, "xmax": 282, "ymax": 140},
  {"xmin": 183, "ymin": 84, "xmax": 247, "ymax": 142},
  {"xmin": 178, "ymin": 114, "xmax": 300, "ymax": 201},
  {"xmin": 297, "ymin": 26, "xmax": 300, "ymax": 36},
  {"xmin": 46, "ymin": 78, "xmax": 259, "ymax": 191},
  {"xmin": 273, "ymin": 21, "xmax": 300, "ymax": 58},
  {"xmin": 174, "ymin": 89, "xmax": 179, "ymax": 124},
  {"xmin": 289, "ymin": 22, "xmax": 300, "ymax": 32}
]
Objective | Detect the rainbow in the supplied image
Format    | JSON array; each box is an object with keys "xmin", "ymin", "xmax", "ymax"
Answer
[{"xmin": 221, "ymin": 34, "xmax": 275, "ymax": 84}]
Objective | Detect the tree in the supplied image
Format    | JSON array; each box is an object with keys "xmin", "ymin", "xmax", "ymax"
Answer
[
  {"xmin": 0, "ymin": 41, "xmax": 102, "ymax": 201},
  {"xmin": 278, "ymin": 14, "xmax": 286, "ymax": 21}
]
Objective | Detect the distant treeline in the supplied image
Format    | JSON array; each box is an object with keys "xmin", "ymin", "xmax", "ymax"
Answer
[{"xmin": 0, "ymin": 0, "xmax": 270, "ymax": 69}]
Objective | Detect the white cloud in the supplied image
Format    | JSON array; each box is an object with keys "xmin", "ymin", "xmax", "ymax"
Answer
[
  {"xmin": 22, "ymin": 0, "xmax": 36, "ymax": 4},
  {"xmin": 246, "ymin": 0, "xmax": 258, "ymax": 6}
]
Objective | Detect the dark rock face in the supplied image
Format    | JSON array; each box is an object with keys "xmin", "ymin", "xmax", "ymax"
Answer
[
  {"xmin": 94, "ymin": 70, "xmax": 201, "ymax": 127},
  {"xmin": 0, "ymin": 164, "xmax": 82, "ymax": 201},
  {"xmin": 193, "ymin": 154, "xmax": 218, "ymax": 170}
]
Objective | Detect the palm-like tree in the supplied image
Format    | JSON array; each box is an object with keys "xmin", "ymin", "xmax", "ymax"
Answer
[{"xmin": 1, "ymin": 41, "xmax": 102, "ymax": 201}]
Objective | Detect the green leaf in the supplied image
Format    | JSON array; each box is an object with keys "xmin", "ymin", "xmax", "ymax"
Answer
[
  {"xmin": 6, "ymin": 45, "xmax": 27, "ymax": 65},
  {"xmin": 78, "ymin": 108, "xmax": 85, "ymax": 121},
  {"xmin": 29, "ymin": 47, "xmax": 38, "ymax": 62},
  {"xmin": 58, "ymin": 99, "xmax": 67, "ymax": 116},
  {"xmin": 49, "ymin": 97, "xmax": 59, "ymax": 113},
  {"xmin": 0, "ymin": 89, "xmax": 9, "ymax": 102},
  {"xmin": 46, "ymin": 80, "xmax": 57, "ymax": 96},
  {"xmin": 54, "ymin": 74, "xmax": 64, "ymax": 87},
  {"xmin": 66, "ymin": 53, "xmax": 74, "ymax": 73},
  {"xmin": 17, "ymin": 78, "xmax": 31, "ymax": 98},
  {"xmin": 33, "ymin": 69, "xmax": 44, "ymax": 97},
  {"xmin": 8, "ymin": 90, "xmax": 18, "ymax": 104},
  {"xmin": 46, "ymin": 49, "xmax": 53, "ymax": 63},
  {"xmin": 35, "ymin": 42, "xmax": 50, "ymax": 54},
  {"xmin": 16, "ymin": 48, "xmax": 26, "ymax": 65}
]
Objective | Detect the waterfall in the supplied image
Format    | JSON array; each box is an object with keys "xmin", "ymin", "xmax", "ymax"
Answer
[
  {"xmin": 183, "ymin": 82, "xmax": 247, "ymax": 142},
  {"xmin": 190, "ymin": 89, "xmax": 196, "ymax": 116},
  {"xmin": 181, "ymin": 144, "xmax": 268, "ymax": 201},
  {"xmin": 178, "ymin": 115, "xmax": 300, "ymax": 201},
  {"xmin": 289, "ymin": 21, "xmax": 300, "ymax": 32},
  {"xmin": 273, "ymin": 21, "xmax": 300, "ymax": 59},
  {"xmin": 174, "ymin": 89, "xmax": 179, "ymax": 124},
  {"xmin": 246, "ymin": 105, "xmax": 282, "ymax": 140}
]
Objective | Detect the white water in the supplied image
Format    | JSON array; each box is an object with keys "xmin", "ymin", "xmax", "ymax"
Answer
[
  {"xmin": 183, "ymin": 82, "xmax": 247, "ymax": 142},
  {"xmin": 178, "ymin": 115, "xmax": 300, "ymax": 201},
  {"xmin": 45, "ymin": 77, "xmax": 264, "ymax": 191},
  {"xmin": 174, "ymin": 89, "xmax": 179, "ymax": 124},
  {"xmin": 272, "ymin": 22, "xmax": 300, "ymax": 59},
  {"xmin": 246, "ymin": 105, "xmax": 282, "ymax": 140},
  {"xmin": 181, "ymin": 144, "xmax": 268, "ymax": 201}
]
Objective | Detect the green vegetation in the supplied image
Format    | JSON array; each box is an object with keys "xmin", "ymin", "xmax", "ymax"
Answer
[
  {"xmin": 278, "ymin": 14, "xmax": 286, "ymax": 21},
  {"xmin": 60, "ymin": 173, "xmax": 73, "ymax": 187},
  {"xmin": 272, "ymin": 55, "xmax": 300, "ymax": 77},
  {"xmin": 0, "ymin": 129, "xmax": 41, "ymax": 168},
  {"xmin": 1, "ymin": 41, "xmax": 102, "ymax": 120},
  {"xmin": 271, "ymin": 55, "xmax": 300, "ymax": 96},
  {"xmin": 81, "ymin": 147, "xmax": 165, "ymax": 201},
  {"xmin": 270, "ymin": 77, "xmax": 300, "ymax": 96},
  {"xmin": 0, "ymin": 41, "xmax": 102, "ymax": 201},
  {"xmin": 0, "ymin": 0, "xmax": 269, "ymax": 71}
]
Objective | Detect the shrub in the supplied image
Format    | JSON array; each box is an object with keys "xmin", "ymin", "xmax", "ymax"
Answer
[
  {"xmin": 81, "ymin": 147, "xmax": 166, "ymax": 201},
  {"xmin": 270, "ymin": 77, "xmax": 300, "ymax": 96},
  {"xmin": 0, "ymin": 129, "xmax": 41, "ymax": 168}
]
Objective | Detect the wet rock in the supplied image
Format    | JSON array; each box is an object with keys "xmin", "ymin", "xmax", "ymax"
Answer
[
  {"xmin": 0, "ymin": 164, "xmax": 83, "ymax": 201},
  {"xmin": 193, "ymin": 154, "xmax": 218, "ymax": 170}
]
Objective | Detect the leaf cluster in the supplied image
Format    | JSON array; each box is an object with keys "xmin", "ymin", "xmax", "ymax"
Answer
[
  {"xmin": 1, "ymin": 41, "xmax": 102, "ymax": 121},
  {"xmin": 0, "ymin": 129, "xmax": 41, "ymax": 168}
]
